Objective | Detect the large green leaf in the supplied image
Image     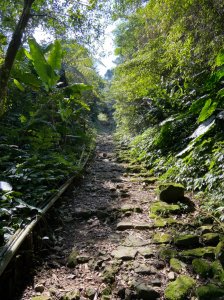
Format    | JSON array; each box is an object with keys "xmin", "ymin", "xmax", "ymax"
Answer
[
  {"xmin": 28, "ymin": 38, "xmax": 59, "ymax": 89},
  {"xmin": 12, "ymin": 68, "xmax": 42, "ymax": 89},
  {"xmin": 47, "ymin": 40, "xmax": 62, "ymax": 71},
  {"xmin": 197, "ymin": 99, "xmax": 218, "ymax": 123}
]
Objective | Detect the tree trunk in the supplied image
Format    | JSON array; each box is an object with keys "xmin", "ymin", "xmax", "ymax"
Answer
[{"xmin": 0, "ymin": 0, "xmax": 35, "ymax": 115}]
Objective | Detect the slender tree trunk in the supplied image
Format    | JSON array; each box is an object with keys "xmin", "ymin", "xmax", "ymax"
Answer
[{"xmin": 0, "ymin": 0, "xmax": 35, "ymax": 115}]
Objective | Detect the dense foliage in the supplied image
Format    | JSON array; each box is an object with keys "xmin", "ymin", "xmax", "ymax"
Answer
[{"xmin": 111, "ymin": 0, "xmax": 224, "ymax": 217}]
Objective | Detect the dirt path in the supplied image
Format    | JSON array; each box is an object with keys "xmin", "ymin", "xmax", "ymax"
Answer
[{"xmin": 16, "ymin": 130, "xmax": 223, "ymax": 300}]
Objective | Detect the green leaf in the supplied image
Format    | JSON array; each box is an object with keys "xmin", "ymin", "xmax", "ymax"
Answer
[
  {"xmin": 197, "ymin": 99, "xmax": 218, "ymax": 123},
  {"xmin": 189, "ymin": 95, "xmax": 209, "ymax": 114},
  {"xmin": 47, "ymin": 40, "xmax": 62, "ymax": 71},
  {"xmin": 216, "ymin": 49, "xmax": 224, "ymax": 67},
  {"xmin": 13, "ymin": 79, "xmax": 25, "ymax": 92},
  {"xmin": 28, "ymin": 38, "xmax": 58, "ymax": 89}
]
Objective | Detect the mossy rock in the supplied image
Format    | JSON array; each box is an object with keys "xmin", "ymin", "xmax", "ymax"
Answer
[
  {"xmin": 174, "ymin": 234, "xmax": 200, "ymax": 248},
  {"xmin": 158, "ymin": 183, "xmax": 185, "ymax": 204},
  {"xmin": 164, "ymin": 275, "xmax": 196, "ymax": 300},
  {"xmin": 102, "ymin": 264, "xmax": 120, "ymax": 283},
  {"xmin": 211, "ymin": 260, "xmax": 224, "ymax": 282},
  {"xmin": 196, "ymin": 284, "xmax": 224, "ymax": 300},
  {"xmin": 67, "ymin": 249, "xmax": 79, "ymax": 268},
  {"xmin": 215, "ymin": 241, "xmax": 224, "ymax": 262},
  {"xmin": 150, "ymin": 201, "xmax": 180, "ymax": 216},
  {"xmin": 153, "ymin": 217, "xmax": 178, "ymax": 227},
  {"xmin": 159, "ymin": 247, "xmax": 178, "ymax": 260},
  {"xmin": 192, "ymin": 258, "xmax": 213, "ymax": 278},
  {"xmin": 201, "ymin": 233, "xmax": 220, "ymax": 246},
  {"xmin": 153, "ymin": 232, "xmax": 172, "ymax": 244},
  {"xmin": 170, "ymin": 258, "xmax": 184, "ymax": 273},
  {"xmin": 197, "ymin": 225, "xmax": 214, "ymax": 234},
  {"xmin": 181, "ymin": 247, "xmax": 215, "ymax": 260},
  {"xmin": 61, "ymin": 290, "xmax": 80, "ymax": 300}
]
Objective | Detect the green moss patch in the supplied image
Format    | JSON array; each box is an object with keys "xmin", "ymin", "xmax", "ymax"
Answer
[
  {"xmin": 164, "ymin": 275, "xmax": 195, "ymax": 300},
  {"xmin": 150, "ymin": 201, "xmax": 180, "ymax": 216},
  {"xmin": 153, "ymin": 232, "xmax": 172, "ymax": 244},
  {"xmin": 153, "ymin": 217, "xmax": 178, "ymax": 227},
  {"xmin": 174, "ymin": 234, "xmax": 200, "ymax": 248},
  {"xmin": 181, "ymin": 247, "xmax": 215, "ymax": 259},
  {"xmin": 201, "ymin": 233, "xmax": 220, "ymax": 246},
  {"xmin": 196, "ymin": 284, "xmax": 224, "ymax": 300},
  {"xmin": 159, "ymin": 247, "xmax": 178, "ymax": 260},
  {"xmin": 170, "ymin": 258, "xmax": 184, "ymax": 272},
  {"xmin": 192, "ymin": 258, "xmax": 213, "ymax": 278}
]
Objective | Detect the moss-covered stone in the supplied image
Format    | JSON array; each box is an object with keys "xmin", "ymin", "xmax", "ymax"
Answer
[
  {"xmin": 102, "ymin": 264, "xmax": 120, "ymax": 283},
  {"xmin": 170, "ymin": 258, "xmax": 183, "ymax": 273},
  {"xmin": 211, "ymin": 260, "xmax": 224, "ymax": 282},
  {"xmin": 197, "ymin": 225, "xmax": 213, "ymax": 234},
  {"xmin": 159, "ymin": 247, "xmax": 178, "ymax": 260},
  {"xmin": 150, "ymin": 201, "xmax": 180, "ymax": 216},
  {"xmin": 201, "ymin": 233, "xmax": 220, "ymax": 246},
  {"xmin": 153, "ymin": 233, "xmax": 172, "ymax": 244},
  {"xmin": 181, "ymin": 247, "xmax": 215, "ymax": 259},
  {"xmin": 215, "ymin": 241, "xmax": 224, "ymax": 262},
  {"xmin": 67, "ymin": 249, "xmax": 79, "ymax": 268},
  {"xmin": 192, "ymin": 258, "xmax": 212, "ymax": 278},
  {"xmin": 174, "ymin": 234, "xmax": 199, "ymax": 248},
  {"xmin": 164, "ymin": 275, "xmax": 196, "ymax": 300},
  {"xmin": 158, "ymin": 183, "xmax": 185, "ymax": 203},
  {"xmin": 196, "ymin": 284, "xmax": 224, "ymax": 300},
  {"xmin": 153, "ymin": 217, "xmax": 177, "ymax": 227},
  {"xmin": 61, "ymin": 290, "xmax": 80, "ymax": 300}
]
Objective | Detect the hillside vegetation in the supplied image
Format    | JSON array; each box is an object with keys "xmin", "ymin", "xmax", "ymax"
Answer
[{"xmin": 111, "ymin": 0, "xmax": 224, "ymax": 219}]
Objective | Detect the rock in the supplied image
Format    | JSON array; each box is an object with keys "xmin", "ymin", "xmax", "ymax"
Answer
[
  {"xmin": 134, "ymin": 223, "xmax": 153, "ymax": 230},
  {"xmin": 201, "ymin": 233, "xmax": 220, "ymax": 246},
  {"xmin": 134, "ymin": 282, "xmax": 160, "ymax": 300},
  {"xmin": 159, "ymin": 247, "xmax": 178, "ymax": 260},
  {"xmin": 164, "ymin": 275, "xmax": 196, "ymax": 300},
  {"xmin": 158, "ymin": 183, "xmax": 185, "ymax": 203},
  {"xmin": 170, "ymin": 258, "xmax": 184, "ymax": 273},
  {"xmin": 153, "ymin": 233, "xmax": 172, "ymax": 244},
  {"xmin": 168, "ymin": 271, "xmax": 176, "ymax": 280},
  {"xmin": 116, "ymin": 222, "xmax": 134, "ymax": 230},
  {"xmin": 123, "ymin": 235, "xmax": 150, "ymax": 247},
  {"xmin": 137, "ymin": 247, "xmax": 154, "ymax": 258},
  {"xmin": 111, "ymin": 246, "xmax": 137, "ymax": 260},
  {"xmin": 61, "ymin": 290, "xmax": 80, "ymax": 300},
  {"xmin": 215, "ymin": 241, "xmax": 224, "ymax": 262},
  {"xmin": 150, "ymin": 201, "xmax": 180, "ymax": 216},
  {"xmin": 34, "ymin": 284, "xmax": 45, "ymax": 293},
  {"xmin": 120, "ymin": 204, "xmax": 142, "ymax": 213},
  {"xmin": 102, "ymin": 264, "xmax": 119, "ymax": 283},
  {"xmin": 174, "ymin": 234, "xmax": 200, "ymax": 248},
  {"xmin": 135, "ymin": 264, "xmax": 157, "ymax": 275},
  {"xmin": 153, "ymin": 217, "xmax": 177, "ymax": 227},
  {"xmin": 85, "ymin": 287, "xmax": 96, "ymax": 299},
  {"xmin": 211, "ymin": 260, "xmax": 224, "ymax": 280},
  {"xmin": 67, "ymin": 250, "xmax": 79, "ymax": 268},
  {"xmin": 196, "ymin": 284, "xmax": 224, "ymax": 300},
  {"xmin": 197, "ymin": 225, "xmax": 213, "ymax": 234},
  {"xmin": 77, "ymin": 255, "xmax": 90, "ymax": 264},
  {"xmin": 192, "ymin": 258, "xmax": 212, "ymax": 278},
  {"xmin": 150, "ymin": 279, "xmax": 162, "ymax": 287},
  {"xmin": 181, "ymin": 247, "xmax": 215, "ymax": 259}
]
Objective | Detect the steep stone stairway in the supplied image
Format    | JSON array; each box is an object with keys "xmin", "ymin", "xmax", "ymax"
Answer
[{"xmin": 18, "ymin": 130, "xmax": 224, "ymax": 300}]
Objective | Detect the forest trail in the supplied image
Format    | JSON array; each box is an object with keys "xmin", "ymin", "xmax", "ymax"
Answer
[{"xmin": 17, "ymin": 126, "xmax": 222, "ymax": 300}]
